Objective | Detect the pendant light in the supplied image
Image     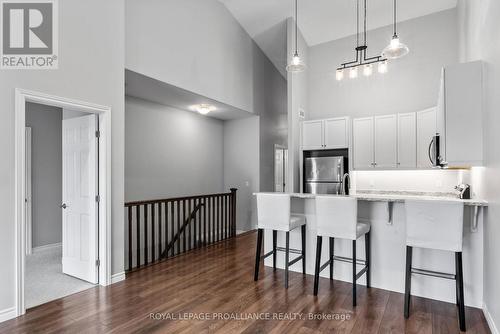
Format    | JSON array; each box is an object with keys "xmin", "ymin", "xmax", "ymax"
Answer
[
  {"xmin": 382, "ymin": 0, "xmax": 409, "ymax": 59},
  {"xmin": 336, "ymin": 0, "xmax": 387, "ymax": 80},
  {"xmin": 286, "ymin": 0, "xmax": 306, "ymax": 73}
]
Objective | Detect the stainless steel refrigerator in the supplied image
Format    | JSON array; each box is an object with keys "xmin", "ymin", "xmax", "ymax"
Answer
[{"xmin": 304, "ymin": 156, "xmax": 345, "ymax": 194}]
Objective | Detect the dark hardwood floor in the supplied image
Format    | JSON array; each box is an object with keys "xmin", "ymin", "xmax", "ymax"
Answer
[{"xmin": 0, "ymin": 231, "xmax": 490, "ymax": 334}]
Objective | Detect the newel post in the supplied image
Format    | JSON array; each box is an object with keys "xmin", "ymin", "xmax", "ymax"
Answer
[{"xmin": 230, "ymin": 188, "xmax": 237, "ymax": 237}]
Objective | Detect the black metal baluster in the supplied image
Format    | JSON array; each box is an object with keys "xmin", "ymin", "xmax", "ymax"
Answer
[
  {"xmin": 171, "ymin": 201, "xmax": 175, "ymax": 257},
  {"xmin": 128, "ymin": 206, "xmax": 132, "ymax": 270},
  {"xmin": 158, "ymin": 202, "xmax": 162, "ymax": 258},
  {"xmin": 136, "ymin": 205, "xmax": 140, "ymax": 268},
  {"xmin": 151, "ymin": 203, "xmax": 155, "ymax": 262},
  {"xmin": 144, "ymin": 204, "xmax": 148, "ymax": 265}
]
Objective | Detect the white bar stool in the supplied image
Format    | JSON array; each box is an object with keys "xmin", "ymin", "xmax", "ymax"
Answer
[
  {"xmin": 254, "ymin": 193, "xmax": 306, "ymax": 288},
  {"xmin": 313, "ymin": 196, "xmax": 371, "ymax": 307},
  {"xmin": 404, "ymin": 200, "xmax": 466, "ymax": 331}
]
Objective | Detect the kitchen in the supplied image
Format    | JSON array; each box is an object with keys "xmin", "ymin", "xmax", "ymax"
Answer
[{"xmin": 254, "ymin": 0, "xmax": 493, "ymax": 332}]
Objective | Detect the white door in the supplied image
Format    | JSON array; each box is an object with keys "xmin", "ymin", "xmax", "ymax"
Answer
[
  {"xmin": 374, "ymin": 115, "xmax": 398, "ymax": 169},
  {"xmin": 416, "ymin": 108, "xmax": 437, "ymax": 168},
  {"xmin": 353, "ymin": 117, "xmax": 374, "ymax": 169},
  {"xmin": 397, "ymin": 112, "xmax": 417, "ymax": 168},
  {"xmin": 324, "ymin": 117, "xmax": 349, "ymax": 149},
  {"xmin": 62, "ymin": 115, "xmax": 98, "ymax": 284},
  {"xmin": 301, "ymin": 120, "xmax": 324, "ymax": 150}
]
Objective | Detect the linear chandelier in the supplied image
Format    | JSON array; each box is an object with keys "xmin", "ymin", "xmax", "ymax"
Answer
[{"xmin": 336, "ymin": 0, "xmax": 387, "ymax": 81}]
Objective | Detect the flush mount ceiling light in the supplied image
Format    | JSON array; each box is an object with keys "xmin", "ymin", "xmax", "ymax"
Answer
[
  {"xmin": 336, "ymin": 0, "xmax": 387, "ymax": 81},
  {"xmin": 193, "ymin": 104, "xmax": 216, "ymax": 115},
  {"xmin": 382, "ymin": 0, "xmax": 409, "ymax": 59},
  {"xmin": 286, "ymin": 0, "xmax": 306, "ymax": 73}
]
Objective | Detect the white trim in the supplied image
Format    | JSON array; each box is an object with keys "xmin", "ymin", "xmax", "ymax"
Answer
[
  {"xmin": 25, "ymin": 127, "xmax": 32, "ymax": 256},
  {"xmin": 111, "ymin": 272, "xmax": 126, "ymax": 284},
  {"xmin": 15, "ymin": 89, "xmax": 112, "ymax": 319},
  {"xmin": 483, "ymin": 303, "xmax": 500, "ymax": 334},
  {"xmin": 0, "ymin": 307, "xmax": 17, "ymax": 323},
  {"xmin": 32, "ymin": 242, "xmax": 62, "ymax": 253}
]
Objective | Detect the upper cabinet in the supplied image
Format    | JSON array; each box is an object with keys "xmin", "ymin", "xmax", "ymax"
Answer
[
  {"xmin": 301, "ymin": 120, "xmax": 323, "ymax": 150},
  {"xmin": 353, "ymin": 117, "xmax": 374, "ymax": 169},
  {"xmin": 374, "ymin": 115, "xmax": 398, "ymax": 168},
  {"xmin": 438, "ymin": 61, "xmax": 483, "ymax": 167},
  {"xmin": 398, "ymin": 112, "xmax": 417, "ymax": 168},
  {"xmin": 301, "ymin": 117, "xmax": 349, "ymax": 150}
]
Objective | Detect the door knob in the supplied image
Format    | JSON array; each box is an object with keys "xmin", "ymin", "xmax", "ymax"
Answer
[{"xmin": 60, "ymin": 203, "xmax": 67, "ymax": 209}]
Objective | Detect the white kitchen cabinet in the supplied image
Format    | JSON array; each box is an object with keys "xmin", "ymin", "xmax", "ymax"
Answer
[
  {"xmin": 324, "ymin": 117, "xmax": 349, "ymax": 149},
  {"xmin": 438, "ymin": 61, "xmax": 483, "ymax": 167},
  {"xmin": 301, "ymin": 117, "xmax": 349, "ymax": 150},
  {"xmin": 416, "ymin": 108, "xmax": 437, "ymax": 168},
  {"xmin": 397, "ymin": 112, "xmax": 417, "ymax": 168},
  {"xmin": 301, "ymin": 120, "xmax": 323, "ymax": 150},
  {"xmin": 353, "ymin": 117, "xmax": 374, "ymax": 169},
  {"xmin": 374, "ymin": 115, "xmax": 398, "ymax": 168}
]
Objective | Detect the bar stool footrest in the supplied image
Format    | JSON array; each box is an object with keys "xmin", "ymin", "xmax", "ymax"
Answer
[
  {"xmin": 411, "ymin": 267, "xmax": 456, "ymax": 280},
  {"xmin": 276, "ymin": 246, "xmax": 302, "ymax": 255}
]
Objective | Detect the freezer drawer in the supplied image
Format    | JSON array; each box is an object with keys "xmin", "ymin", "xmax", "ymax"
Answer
[
  {"xmin": 305, "ymin": 182, "xmax": 342, "ymax": 195},
  {"xmin": 305, "ymin": 156, "xmax": 344, "ymax": 182}
]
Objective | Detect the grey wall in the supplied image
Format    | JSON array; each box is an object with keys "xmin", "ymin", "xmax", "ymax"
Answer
[
  {"xmin": 458, "ymin": 0, "xmax": 500, "ymax": 330},
  {"xmin": 26, "ymin": 103, "xmax": 63, "ymax": 248},
  {"xmin": 0, "ymin": 0, "xmax": 124, "ymax": 314},
  {"xmin": 125, "ymin": 0, "xmax": 288, "ymax": 227},
  {"xmin": 223, "ymin": 117, "xmax": 260, "ymax": 231},
  {"xmin": 307, "ymin": 9, "xmax": 458, "ymax": 120},
  {"xmin": 125, "ymin": 96, "xmax": 224, "ymax": 202},
  {"xmin": 287, "ymin": 18, "xmax": 309, "ymax": 192},
  {"xmin": 126, "ymin": 0, "xmax": 256, "ymax": 114}
]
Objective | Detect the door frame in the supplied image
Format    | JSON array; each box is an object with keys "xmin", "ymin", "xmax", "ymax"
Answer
[
  {"xmin": 25, "ymin": 127, "xmax": 32, "ymax": 256},
  {"xmin": 14, "ymin": 89, "xmax": 112, "ymax": 317}
]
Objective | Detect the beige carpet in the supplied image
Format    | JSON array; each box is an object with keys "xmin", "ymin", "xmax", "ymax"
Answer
[{"xmin": 25, "ymin": 246, "xmax": 95, "ymax": 309}]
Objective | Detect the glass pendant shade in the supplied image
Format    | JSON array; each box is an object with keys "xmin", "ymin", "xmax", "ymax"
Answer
[
  {"xmin": 363, "ymin": 64, "xmax": 373, "ymax": 77},
  {"xmin": 349, "ymin": 67, "xmax": 358, "ymax": 79},
  {"xmin": 378, "ymin": 60, "xmax": 388, "ymax": 73},
  {"xmin": 286, "ymin": 53, "xmax": 306, "ymax": 73},
  {"xmin": 382, "ymin": 35, "xmax": 409, "ymax": 59},
  {"xmin": 336, "ymin": 69, "xmax": 344, "ymax": 81}
]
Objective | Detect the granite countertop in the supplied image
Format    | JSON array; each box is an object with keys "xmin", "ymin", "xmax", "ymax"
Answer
[{"xmin": 254, "ymin": 191, "xmax": 488, "ymax": 207}]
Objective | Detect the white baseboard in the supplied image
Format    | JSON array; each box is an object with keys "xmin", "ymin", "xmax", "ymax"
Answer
[
  {"xmin": 111, "ymin": 272, "xmax": 125, "ymax": 284},
  {"xmin": 32, "ymin": 242, "xmax": 62, "ymax": 253},
  {"xmin": 0, "ymin": 307, "xmax": 17, "ymax": 323},
  {"xmin": 483, "ymin": 303, "xmax": 499, "ymax": 334}
]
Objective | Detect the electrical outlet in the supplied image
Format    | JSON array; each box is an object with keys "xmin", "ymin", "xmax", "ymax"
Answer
[{"xmin": 245, "ymin": 181, "xmax": 250, "ymax": 187}]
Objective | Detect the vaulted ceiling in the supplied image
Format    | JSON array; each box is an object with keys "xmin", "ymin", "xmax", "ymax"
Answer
[{"xmin": 219, "ymin": 0, "xmax": 457, "ymax": 75}]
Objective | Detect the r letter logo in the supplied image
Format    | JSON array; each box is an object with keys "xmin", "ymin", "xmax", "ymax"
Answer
[{"xmin": 1, "ymin": 0, "xmax": 58, "ymax": 69}]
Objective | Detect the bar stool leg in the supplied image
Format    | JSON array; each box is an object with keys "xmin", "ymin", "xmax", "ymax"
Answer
[
  {"xmin": 456, "ymin": 252, "xmax": 466, "ymax": 332},
  {"xmin": 313, "ymin": 236, "xmax": 323, "ymax": 296},
  {"xmin": 254, "ymin": 229, "xmax": 263, "ymax": 281},
  {"xmin": 352, "ymin": 239, "xmax": 357, "ymax": 307},
  {"xmin": 301, "ymin": 225, "xmax": 306, "ymax": 274},
  {"xmin": 365, "ymin": 231, "xmax": 371, "ymax": 288},
  {"xmin": 329, "ymin": 237, "xmax": 334, "ymax": 280},
  {"xmin": 285, "ymin": 231, "xmax": 290, "ymax": 289},
  {"xmin": 272, "ymin": 230, "xmax": 277, "ymax": 270},
  {"xmin": 404, "ymin": 246, "xmax": 413, "ymax": 318}
]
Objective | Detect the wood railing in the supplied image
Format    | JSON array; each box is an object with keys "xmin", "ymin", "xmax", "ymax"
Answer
[{"xmin": 125, "ymin": 188, "xmax": 237, "ymax": 271}]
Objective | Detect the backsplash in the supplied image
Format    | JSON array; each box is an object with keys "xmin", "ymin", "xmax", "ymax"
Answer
[{"xmin": 352, "ymin": 169, "xmax": 474, "ymax": 196}]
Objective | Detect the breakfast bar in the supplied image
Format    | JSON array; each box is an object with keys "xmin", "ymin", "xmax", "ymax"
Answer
[{"xmin": 256, "ymin": 192, "xmax": 487, "ymax": 308}]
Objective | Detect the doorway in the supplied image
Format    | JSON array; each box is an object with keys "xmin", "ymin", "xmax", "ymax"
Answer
[
  {"xmin": 24, "ymin": 103, "xmax": 99, "ymax": 308},
  {"xmin": 15, "ymin": 89, "xmax": 111, "ymax": 317},
  {"xmin": 274, "ymin": 145, "xmax": 288, "ymax": 192}
]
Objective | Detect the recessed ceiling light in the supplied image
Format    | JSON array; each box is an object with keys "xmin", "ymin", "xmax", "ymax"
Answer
[{"xmin": 192, "ymin": 104, "xmax": 216, "ymax": 115}]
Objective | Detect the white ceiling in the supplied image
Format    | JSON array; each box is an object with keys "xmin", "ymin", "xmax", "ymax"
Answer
[
  {"xmin": 220, "ymin": 0, "xmax": 457, "ymax": 47},
  {"xmin": 125, "ymin": 70, "xmax": 253, "ymax": 121}
]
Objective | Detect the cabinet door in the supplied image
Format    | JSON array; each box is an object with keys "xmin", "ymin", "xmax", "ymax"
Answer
[
  {"xmin": 416, "ymin": 108, "xmax": 437, "ymax": 168},
  {"xmin": 374, "ymin": 115, "xmax": 398, "ymax": 168},
  {"xmin": 301, "ymin": 120, "xmax": 324, "ymax": 150},
  {"xmin": 397, "ymin": 112, "xmax": 417, "ymax": 168},
  {"xmin": 324, "ymin": 117, "xmax": 349, "ymax": 149},
  {"xmin": 444, "ymin": 61, "xmax": 483, "ymax": 166},
  {"xmin": 353, "ymin": 117, "xmax": 374, "ymax": 169}
]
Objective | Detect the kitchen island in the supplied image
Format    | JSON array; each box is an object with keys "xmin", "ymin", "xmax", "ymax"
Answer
[{"xmin": 256, "ymin": 192, "xmax": 487, "ymax": 307}]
